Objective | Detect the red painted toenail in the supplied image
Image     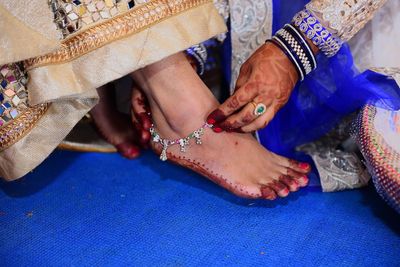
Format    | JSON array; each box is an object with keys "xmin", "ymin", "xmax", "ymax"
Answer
[
  {"xmin": 299, "ymin": 175, "xmax": 309, "ymax": 185},
  {"xmin": 280, "ymin": 188, "xmax": 289, "ymax": 196},
  {"xmin": 116, "ymin": 143, "xmax": 140, "ymax": 159},
  {"xmin": 299, "ymin": 163, "xmax": 310, "ymax": 170},
  {"xmin": 279, "ymin": 188, "xmax": 289, "ymax": 193}
]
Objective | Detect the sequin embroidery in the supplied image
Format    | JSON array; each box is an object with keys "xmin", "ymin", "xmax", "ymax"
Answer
[{"xmin": 49, "ymin": 0, "xmax": 149, "ymax": 38}]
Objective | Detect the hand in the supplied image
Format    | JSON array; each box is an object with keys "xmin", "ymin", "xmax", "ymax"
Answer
[
  {"xmin": 131, "ymin": 84, "xmax": 152, "ymax": 148},
  {"xmin": 207, "ymin": 42, "xmax": 299, "ymax": 133}
]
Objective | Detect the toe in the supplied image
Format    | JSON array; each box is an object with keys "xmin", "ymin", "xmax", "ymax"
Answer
[
  {"xmin": 140, "ymin": 129, "xmax": 151, "ymax": 147},
  {"xmin": 289, "ymin": 160, "xmax": 311, "ymax": 174},
  {"xmin": 268, "ymin": 180, "xmax": 290, "ymax": 198},
  {"xmin": 116, "ymin": 142, "xmax": 141, "ymax": 159},
  {"xmin": 279, "ymin": 176, "xmax": 299, "ymax": 192},
  {"xmin": 297, "ymin": 175, "xmax": 309, "ymax": 187},
  {"xmin": 260, "ymin": 186, "xmax": 277, "ymax": 200},
  {"xmin": 270, "ymin": 153, "xmax": 311, "ymax": 174},
  {"xmin": 287, "ymin": 169, "xmax": 309, "ymax": 187}
]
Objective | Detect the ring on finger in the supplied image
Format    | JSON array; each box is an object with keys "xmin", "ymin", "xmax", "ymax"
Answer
[{"xmin": 252, "ymin": 102, "xmax": 267, "ymax": 116}]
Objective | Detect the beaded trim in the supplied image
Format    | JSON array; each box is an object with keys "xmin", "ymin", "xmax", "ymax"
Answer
[
  {"xmin": 292, "ymin": 9, "xmax": 342, "ymax": 57},
  {"xmin": 352, "ymin": 105, "xmax": 400, "ymax": 213},
  {"xmin": 150, "ymin": 122, "xmax": 213, "ymax": 161},
  {"xmin": 26, "ymin": 0, "xmax": 211, "ymax": 69}
]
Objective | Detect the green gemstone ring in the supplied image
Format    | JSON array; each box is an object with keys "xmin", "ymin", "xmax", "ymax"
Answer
[{"xmin": 253, "ymin": 103, "xmax": 267, "ymax": 116}]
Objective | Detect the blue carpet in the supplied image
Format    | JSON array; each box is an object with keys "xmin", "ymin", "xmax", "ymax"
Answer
[{"xmin": 0, "ymin": 150, "xmax": 399, "ymax": 266}]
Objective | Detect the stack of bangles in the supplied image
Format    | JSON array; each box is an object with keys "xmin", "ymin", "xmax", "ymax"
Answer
[
  {"xmin": 268, "ymin": 24, "xmax": 317, "ymax": 81},
  {"xmin": 267, "ymin": 8, "xmax": 343, "ymax": 81}
]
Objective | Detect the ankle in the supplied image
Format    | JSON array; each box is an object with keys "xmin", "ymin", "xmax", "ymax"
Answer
[
  {"xmin": 151, "ymin": 95, "xmax": 217, "ymax": 138},
  {"xmin": 131, "ymin": 53, "xmax": 219, "ymax": 137}
]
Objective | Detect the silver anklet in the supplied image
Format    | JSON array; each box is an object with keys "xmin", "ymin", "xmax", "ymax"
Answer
[{"xmin": 150, "ymin": 122, "xmax": 213, "ymax": 161}]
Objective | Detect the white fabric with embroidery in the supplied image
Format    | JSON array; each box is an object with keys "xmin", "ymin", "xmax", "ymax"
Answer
[
  {"xmin": 348, "ymin": 0, "xmax": 400, "ymax": 86},
  {"xmin": 228, "ymin": 0, "xmax": 273, "ymax": 92}
]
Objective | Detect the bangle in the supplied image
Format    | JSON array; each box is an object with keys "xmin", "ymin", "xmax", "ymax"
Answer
[
  {"xmin": 266, "ymin": 39, "xmax": 304, "ymax": 81},
  {"xmin": 270, "ymin": 23, "xmax": 317, "ymax": 81},
  {"xmin": 185, "ymin": 44, "xmax": 208, "ymax": 75},
  {"xmin": 267, "ymin": 37, "xmax": 305, "ymax": 81},
  {"xmin": 292, "ymin": 8, "xmax": 342, "ymax": 57},
  {"xmin": 276, "ymin": 27, "xmax": 318, "ymax": 80},
  {"xmin": 284, "ymin": 24, "xmax": 317, "ymax": 71},
  {"xmin": 276, "ymin": 26, "xmax": 314, "ymax": 75}
]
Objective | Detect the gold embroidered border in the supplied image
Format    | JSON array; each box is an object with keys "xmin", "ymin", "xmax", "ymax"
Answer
[
  {"xmin": 25, "ymin": 0, "xmax": 211, "ymax": 69},
  {"xmin": 0, "ymin": 104, "xmax": 49, "ymax": 151}
]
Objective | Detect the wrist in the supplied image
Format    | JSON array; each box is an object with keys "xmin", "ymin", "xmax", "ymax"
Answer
[
  {"xmin": 300, "ymin": 30, "xmax": 319, "ymax": 55},
  {"xmin": 264, "ymin": 42, "xmax": 299, "ymax": 82}
]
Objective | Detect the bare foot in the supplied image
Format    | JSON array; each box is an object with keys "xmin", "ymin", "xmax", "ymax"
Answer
[
  {"xmin": 90, "ymin": 83, "xmax": 140, "ymax": 159},
  {"xmin": 132, "ymin": 53, "xmax": 310, "ymax": 199}
]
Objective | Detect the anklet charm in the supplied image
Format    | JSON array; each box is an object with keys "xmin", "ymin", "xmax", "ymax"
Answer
[
  {"xmin": 150, "ymin": 122, "xmax": 213, "ymax": 161},
  {"xmin": 179, "ymin": 138, "xmax": 190, "ymax": 152},
  {"xmin": 160, "ymin": 139, "xmax": 169, "ymax": 161},
  {"xmin": 193, "ymin": 128, "xmax": 204, "ymax": 144}
]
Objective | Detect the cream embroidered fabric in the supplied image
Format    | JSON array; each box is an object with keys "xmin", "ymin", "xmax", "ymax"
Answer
[
  {"xmin": 0, "ymin": 2, "xmax": 60, "ymax": 65},
  {"xmin": 307, "ymin": 0, "xmax": 388, "ymax": 42},
  {"xmin": 349, "ymin": 0, "xmax": 400, "ymax": 86},
  {"xmin": 0, "ymin": 0, "xmax": 226, "ymax": 180}
]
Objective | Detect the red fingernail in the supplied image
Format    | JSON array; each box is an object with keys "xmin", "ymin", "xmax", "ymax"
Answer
[
  {"xmin": 207, "ymin": 118, "xmax": 216, "ymax": 125},
  {"xmin": 213, "ymin": 127, "xmax": 223, "ymax": 133},
  {"xmin": 299, "ymin": 163, "xmax": 310, "ymax": 170},
  {"xmin": 207, "ymin": 109, "xmax": 227, "ymax": 123}
]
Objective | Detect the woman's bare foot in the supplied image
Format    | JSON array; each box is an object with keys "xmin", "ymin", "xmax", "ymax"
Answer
[
  {"xmin": 132, "ymin": 53, "xmax": 310, "ymax": 199},
  {"xmin": 90, "ymin": 83, "xmax": 140, "ymax": 159}
]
